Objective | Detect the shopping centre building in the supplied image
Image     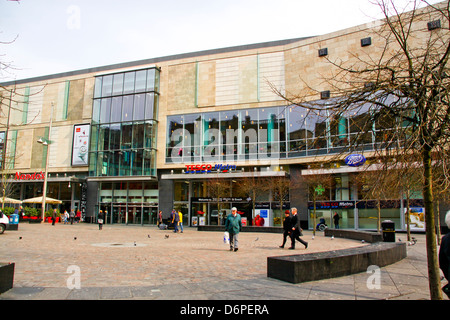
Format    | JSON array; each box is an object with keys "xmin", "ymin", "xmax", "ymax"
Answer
[{"xmin": 1, "ymin": 3, "xmax": 448, "ymax": 231}]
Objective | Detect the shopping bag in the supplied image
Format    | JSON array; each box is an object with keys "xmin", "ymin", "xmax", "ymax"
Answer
[{"xmin": 223, "ymin": 231, "xmax": 230, "ymax": 244}]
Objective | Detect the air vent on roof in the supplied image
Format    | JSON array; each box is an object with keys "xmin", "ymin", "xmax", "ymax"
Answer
[
  {"xmin": 321, "ymin": 90, "xmax": 330, "ymax": 99},
  {"xmin": 318, "ymin": 48, "xmax": 328, "ymax": 57},
  {"xmin": 361, "ymin": 37, "xmax": 372, "ymax": 47},
  {"xmin": 427, "ymin": 19, "xmax": 441, "ymax": 30}
]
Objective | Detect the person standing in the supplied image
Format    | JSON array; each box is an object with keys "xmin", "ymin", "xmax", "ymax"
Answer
[
  {"xmin": 290, "ymin": 207, "xmax": 308, "ymax": 249},
  {"xmin": 98, "ymin": 209, "xmax": 104, "ymax": 230},
  {"xmin": 279, "ymin": 210, "xmax": 292, "ymax": 248},
  {"xmin": 52, "ymin": 209, "xmax": 57, "ymax": 226},
  {"xmin": 225, "ymin": 207, "xmax": 242, "ymax": 252},
  {"xmin": 157, "ymin": 210, "xmax": 163, "ymax": 227},
  {"xmin": 171, "ymin": 209, "xmax": 179, "ymax": 233},
  {"xmin": 64, "ymin": 210, "xmax": 69, "ymax": 224},
  {"xmin": 439, "ymin": 211, "xmax": 450, "ymax": 299},
  {"xmin": 69, "ymin": 209, "xmax": 75, "ymax": 225},
  {"xmin": 333, "ymin": 212, "xmax": 340, "ymax": 229},
  {"xmin": 178, "ymin": 211, "xmax": 184, "ymax": 233}
]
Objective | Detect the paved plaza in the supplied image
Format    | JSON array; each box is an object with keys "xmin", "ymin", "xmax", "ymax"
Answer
[{"xmin": 0, "ymin": 222, "xmax": 447, "ymax": 300}]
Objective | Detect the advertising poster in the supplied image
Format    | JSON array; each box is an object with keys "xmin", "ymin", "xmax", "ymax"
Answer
[
  {"xmin": 405, "ymin": 207, "xmax": 425, "ymax": 231},
  {"xmin": 72, "ymin": 124, "xmax": 90, "ymax": 166}
]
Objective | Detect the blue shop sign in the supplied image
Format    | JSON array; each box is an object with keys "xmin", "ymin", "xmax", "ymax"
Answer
[{"xmin": 345, "ymin": 154, "xmax": 366, "ymax": 167}]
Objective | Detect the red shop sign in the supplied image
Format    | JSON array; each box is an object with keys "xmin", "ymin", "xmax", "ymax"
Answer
[{"xmin": 15, "ymin": 172, "xmax": 45, "ymax": 180}]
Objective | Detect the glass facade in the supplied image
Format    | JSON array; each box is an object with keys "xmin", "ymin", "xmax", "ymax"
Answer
[
  {"xmin": 165, "ymin": 103, "xmax": 391, "ymax": 163},
  {"xmin": 98, "ymin": 181, "xmax": 159, "ymax": 225},
  {"xmin": 89, "ymin": 67, "xmax": 160, "ymax": 177}
]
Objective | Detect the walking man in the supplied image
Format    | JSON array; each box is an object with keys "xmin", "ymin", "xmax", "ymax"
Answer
[
  {"xmin": 69, "ymin": 209, "xmax": 75, "ymax": 225},
  {"xmin": 290, "ymin": 207, "xmax": 308, "ymax": 249},
  {"xmin": 279, "ymin": 210, "xmax": 292, "ymax": 248},
  {"xmin": 333, "ymin": 212, "xmax": 340, "ymax": 229},
  {"xmin": 178, "ymin": 211, "xmax": 184, "ymax": 233},
  {"xmin": 171, "ymin": 209, "xmax": 179, "ymax": 233},
  {"xmin": 98, "ymin": 209, "xmax": 104, "ymax": 230},
  {"xmin": 51, "ymin": 209, "xmax": 57, "ymax": 226},
  {"xmin": 225, "ymin": 207, "xmax": 242, "ymax": 252}
]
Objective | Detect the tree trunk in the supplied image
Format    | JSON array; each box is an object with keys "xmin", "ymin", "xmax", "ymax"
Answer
[
  {"xmin": 422, "ymin": 146, "xmax": 443, "ymax": 300},
  {"xmin": 313, "ymin": 193, "xmax": 317, "ymax": 237},
  {"xmin": 435, "ymin": 200, "xmax": 441, "ymax": 246},
  {"xmin": 406, "ymin": 189, "xmax": 411, "ymax": 242},
  {"xmin": 377, "ymin": 199, "xmax": 381, "ymax": 233}
]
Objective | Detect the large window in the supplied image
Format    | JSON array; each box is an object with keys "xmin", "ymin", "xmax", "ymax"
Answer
[
  {"xmin": 166, "ymin": 102, "xmax": 383, "ymax": 163},
  {"xmin": 89, "ymin": 67, "xmax": 160, "ymax": 177},
  {"xmin": 166, "ymin": 106, "xmax": 288, "ymax": 163}
]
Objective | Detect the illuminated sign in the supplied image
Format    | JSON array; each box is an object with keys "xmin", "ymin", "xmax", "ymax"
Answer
[
  {"xmin": 184, "ymin": 164, "xmax": 237, "ymax": 173},
  {"xmin": 345, "ymin": 154, "xmax": 366, "ymax": 167},
  {"xmin": 15, "ymin": 171, "xmax": 45, "ymax": 180}
]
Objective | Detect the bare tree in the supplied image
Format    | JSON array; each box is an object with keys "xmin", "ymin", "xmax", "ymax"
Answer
[
  {"xmin": 270, "ymin": 176, "xmax": 290, "ymax": 225},
  {"xmin": 301, "ymin": 167, "xmax": 334, "ymax": 236},
  {"xmin": 238, "ymin": 175, "xmax": 270, "ymax": 224},
  {"xmin": 205, "ymin": 178, "xmax": 231, "ymax": 225},
  {"xmin": 354, "ymin": 164, "xmax": 399, "ymax": 232},
  {"xmin": 273, "ymin": 0, "xmax": 449, "ymax": 299}
]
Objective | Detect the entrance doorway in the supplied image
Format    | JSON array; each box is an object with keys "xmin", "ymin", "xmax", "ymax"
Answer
[
  {"xmin": 143, "ymin": 206, "xmax": 158, "ymax": 224},
  {"xmin": 127, "ymin": 205, "xmax": 142, "ymax": 224}
]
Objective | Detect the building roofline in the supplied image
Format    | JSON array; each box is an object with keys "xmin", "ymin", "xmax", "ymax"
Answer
[{"xmin": 0, "ymin": 36, "xmax": 312, "ymax": 87}]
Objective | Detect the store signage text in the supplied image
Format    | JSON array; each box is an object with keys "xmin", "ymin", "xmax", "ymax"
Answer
[
  {"xmin": 308, "ymin": 201, "xmax": 355, "ymax": 209},
  {"xmin": 185, "ymin": 164, "xmax": 237, "ymax": 173},
  {"xmin": 345, "ymin": 154, "xmax": 366, "ymax": 167},
  {"xmin": 191, "ymin": 197, "xmax": 250, "ymax": 203},
  {"xmin": 15, "ymin": 171, "xmax": 45, "ymax": 180}
]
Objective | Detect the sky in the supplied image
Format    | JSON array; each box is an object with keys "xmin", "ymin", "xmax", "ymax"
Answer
[{"xmin": 0, "ymin": 0, "xmax": 443, "ymax": 82}]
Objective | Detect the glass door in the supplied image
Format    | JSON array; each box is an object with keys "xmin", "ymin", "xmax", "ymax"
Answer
[
  {"xmin": 127, "ymin": 205, "xmax": 142, "ymax": 224},
  {"xmin": 142, "ymin": 206, "xmax": 158, "ymax": 225},
  {"xmin": 112, "ymin": 204, "xmax": 126, "ymax": 224}
]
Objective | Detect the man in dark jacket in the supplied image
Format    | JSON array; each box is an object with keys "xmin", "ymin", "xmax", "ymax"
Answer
[
  {"xmin": 439, "ymin": 211, "xmax": 450, "ymax": 298},
  {"xmin": 171, "ymin": 209, "xmax": 180, "ymax": 233},
  {"xmin": 225, "ymin": 207, "xmax": 242, "ymax": 252},
  {"xmin": 279, "ymin": 210, "xmax": 292, "ymax": 248},
  {"xmin": 290, "ymin": 207, "xmax": 308, "ymax": 249}
]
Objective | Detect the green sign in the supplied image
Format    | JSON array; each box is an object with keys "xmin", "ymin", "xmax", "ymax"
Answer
[{"xmin": 315, "ymin": 185, "xmax": 325, "ymax": 195}]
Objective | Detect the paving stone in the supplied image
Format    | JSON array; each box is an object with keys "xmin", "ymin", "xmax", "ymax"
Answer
[{"xmin": 0, "ymin": 223, "xmax": 444, "ymax": 300}]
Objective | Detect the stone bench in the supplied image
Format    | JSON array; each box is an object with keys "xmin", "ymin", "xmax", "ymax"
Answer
[
  {"xmin": 324, "ymin": 229, "xmax": 383, "ymax": 243},
  {"xmin": 0, "ymin": 263, "xmax": 15, "ymax": 294},
  {"xmin": 267, "ymin": 242, "xmax": 406, "ymax": 284}
]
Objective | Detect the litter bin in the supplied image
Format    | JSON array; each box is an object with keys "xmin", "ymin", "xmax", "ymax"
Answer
[
  {"xmin": 381, "ymin": 220, "xmax": 395, "ymax": 242},
  {"xmin": 8, "ymin": 213, "xmax": 19, "ymax": 231}
]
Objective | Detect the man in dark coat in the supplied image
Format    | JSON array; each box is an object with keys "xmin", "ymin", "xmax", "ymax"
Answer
[
  {"xmin": 225, "ymin": 207, "xmax": 242, "ymax": 252},
  {"xmin": 439, "ymin": 211, "xmax": 450, "ymax": 298},
  {"xmin": 171, "ymin": 209, "xmax": 180, "ymax": 233},
  {"xmin": 289, "ymin": 207, "xmax": 308, "ymax": 249},
  {"xmin": 52, "ymin": 209, "xmax": 57, "ymax": 226},
  {"xmin": 279, "ymin": 210, "xmax": 292, "ymax": 248}
]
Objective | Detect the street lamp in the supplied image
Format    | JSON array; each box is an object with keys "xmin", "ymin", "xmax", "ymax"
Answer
[{"xmin": 37, "ymin": 102, "xmax": 54, "ymax": 221}]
